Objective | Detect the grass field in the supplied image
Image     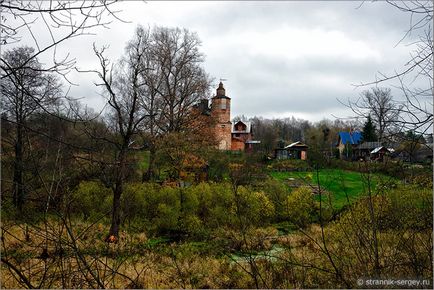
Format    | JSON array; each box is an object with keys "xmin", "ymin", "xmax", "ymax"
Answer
[{"xmin": 270, "ymin": 169, "xmax": 395, "ymax": 209}]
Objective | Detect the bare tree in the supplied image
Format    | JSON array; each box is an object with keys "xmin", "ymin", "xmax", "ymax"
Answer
[
  {"xmin": 1, "ymin": 46, "xmax": 61, "ymax": 210},
  {"xmin": 355, "ymin": 1, "xmax": 433, "ymax": 138},
  {"xmin": 0, "ymin": 1, "xmax": 139, "ymax": 211},
  {"xmin": 149, "ymin": 26, "xmax": 211, "ymax": 133},
  {"xmin": 0, "ymin": 0, "xmax": 126, "ymax": 81},
  {"xmin": 135, "ymin": 25, "xmax": 212, "ymax": 180},
  {"xmin": 344, "ymin": 87, "xmax": 401, "ymax": 143},
  {"xmin": 75, "ymin": 24, "xmax": 212, "ymax": 238},
  {"xmin": 89, "ymin": 41, "xmax": 150, "ymax": 240}
]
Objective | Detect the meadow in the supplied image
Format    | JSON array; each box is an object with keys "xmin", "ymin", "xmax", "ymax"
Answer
[
  {"xmin": 2, "ymin": 156, "xmax": 432, "ymax": 288},
  {"xmin": 270, "ymin": 168, "xmax": 397, "ymax": 209}
]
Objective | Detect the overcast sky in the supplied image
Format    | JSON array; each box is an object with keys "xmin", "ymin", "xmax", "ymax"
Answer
[{"xmin": 8, "ymin": 1, "xmax": 422, "ymax": 122}]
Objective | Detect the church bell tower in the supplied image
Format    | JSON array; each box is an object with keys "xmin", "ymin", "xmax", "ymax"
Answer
[{"xmin": 211, "ymin": 82, "xmax": 232, "ymax": 150}]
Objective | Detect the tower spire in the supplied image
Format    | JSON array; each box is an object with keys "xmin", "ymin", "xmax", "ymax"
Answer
[{"xmin": 217, "ymin": 81, "xmax": 225, "ymax": 96}]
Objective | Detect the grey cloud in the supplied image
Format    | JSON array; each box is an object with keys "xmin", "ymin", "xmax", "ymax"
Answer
[
  {"xmin": 14, "ymin": 0, "xmax": 417, "ymax": 122},
  {"xmin": 191, "ymin": 1, "xmax": 417, "ymax": 120}
]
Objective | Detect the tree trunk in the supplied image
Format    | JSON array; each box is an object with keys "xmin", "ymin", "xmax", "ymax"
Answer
[
  {"xmin": 107, "ymin": 148, "xmax": 127, "ymax": 242},
  {"xmin": 143, "ymin": 144, "xmax": 156, "ymax": 182},
  {"xmin": 107, "ymin": 183, "xmax": 122, "ymax": 241},
  {"xmin": 13, "ymin": 123, "xmax": 24, "ymax": 211}
]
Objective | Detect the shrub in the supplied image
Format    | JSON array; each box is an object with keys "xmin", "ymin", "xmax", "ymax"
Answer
[
  {"xmin": 207, "ymin": 151, "xmax": 231, "ymax": 181},
  {"xmin": 121, "ymin": 183, "xmax": 152, "ymax": 224},
  {"xmin": 286, "ymin": 186, "xmax": 315, "ymax": 228},
  {"xmin": 232, "ymin": 186, "xmax": 275, "ymax": 228},
  {"xmin": 270, "ymin": 159, "xmax": 310, "ymax": 172},
  {"xmin": 186, "ymin": 182, "xmax": 214, "ymax": 225},
  {"xmin": 207, "ymin": 182, "xmax": 235, "ymax": 228},
  {"xmin": 215, "ymin": 226, "xmax": 277, "ymax": 252},
  {"xmin": 151, "ymin": 186, "xmax": 181, "ymax": 235},
  {"xmin": 260, "ymin": 178, "xmax": 290, "ymax": 221},
  {"xmin": 323, "ymin": 185, "xmax": 433, "ymax": 284},
  {"xmin": 71, "ymin": 181, "xmax": 112, "ymax": 219},
  {"xmin": 385, "ymin": 184, "xmax": 432, "ymax": 230}
]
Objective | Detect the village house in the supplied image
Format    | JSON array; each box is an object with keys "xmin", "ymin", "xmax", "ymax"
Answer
[
  {"xmin": 231, "ymin": 120, "xmax": 260, "ymax": 151},
  {"xmin": 286, "ymin": 141, "xmax": 308, "ymax": 160},
  {"xmin": 336, "ymin": 131, "xmax": 362, "ymax": 160},
  {"xmin": 336, "ymin": 132, "xmax": 396, "ymax": 161},
  {"xmin": 274, "ymin": 141, "xmax": 308, "ymax": 160},
  {"xmin": 354, "ymin": 141, "xmax": 382, "ymax": 160},
  {"xmin": 370, "ymin": 146, "xmax": 392, "ymax": 162}
]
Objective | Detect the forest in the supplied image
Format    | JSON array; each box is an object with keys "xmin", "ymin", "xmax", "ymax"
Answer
[{"xmin": 1, "ymin": 1, "xmax": 433, "ymax": 289}]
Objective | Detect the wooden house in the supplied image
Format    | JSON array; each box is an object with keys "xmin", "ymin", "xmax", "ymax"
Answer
[
  {"xmin": 370, "ymin": 146, "xmax": 391, "ymax": 162},
  {"xmin": 274, "ymin": 141, "xmax": 308, "ymax": 160},
  {"xmin": 231, "ymin": 120, "xmax": 260, "ymax": 151},
  {"xmin": 355, "ymin": 141, "xmax": 382, "ymax": 160},
  {"xmin": 286, "ymin": 141, "xmax": 308, "ymax": 160}
]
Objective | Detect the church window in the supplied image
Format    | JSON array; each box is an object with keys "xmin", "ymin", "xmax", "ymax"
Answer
[{"xmin": 220, "ymin": 99, "xmax": 227, "ymax": 109}]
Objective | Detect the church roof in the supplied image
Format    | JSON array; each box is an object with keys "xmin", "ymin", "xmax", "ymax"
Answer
[{"xmin": 212, "ymin": 81, "xmax": 230, "ymax": 99}]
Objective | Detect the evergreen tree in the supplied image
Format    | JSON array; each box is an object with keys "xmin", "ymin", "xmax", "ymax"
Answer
[{"xmin": 361, "ymin": 115, "xmax": 378, "ymax": 142}]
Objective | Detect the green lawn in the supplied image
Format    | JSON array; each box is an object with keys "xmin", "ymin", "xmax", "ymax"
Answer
[{"xmin": 270, "ymin": 169, "xmax": 395, "ymax": 209}]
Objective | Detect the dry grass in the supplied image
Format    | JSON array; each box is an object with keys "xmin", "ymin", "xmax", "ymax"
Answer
[
  {"xmin": 0, "ymin": 219, "xmax": 253, "ymax": 288},
  {"xmin": 2, "ymin": 216, "xmax": 432, "ymax": 289}
]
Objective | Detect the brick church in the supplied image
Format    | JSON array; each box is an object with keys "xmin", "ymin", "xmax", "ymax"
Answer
[{"xmin": 194, "ymin": 82, "xmax": 260, "ymax": 151}]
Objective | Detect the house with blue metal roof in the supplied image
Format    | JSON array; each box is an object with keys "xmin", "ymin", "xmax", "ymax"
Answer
[{"xmin": 336, "ymin": 131, "xmax": 362, "ymax": 159}]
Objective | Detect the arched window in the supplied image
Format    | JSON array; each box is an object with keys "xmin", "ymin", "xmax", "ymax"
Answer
[{"xmin": 220, "ymin": 98, "xmax": 227, "ymax": 110}]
